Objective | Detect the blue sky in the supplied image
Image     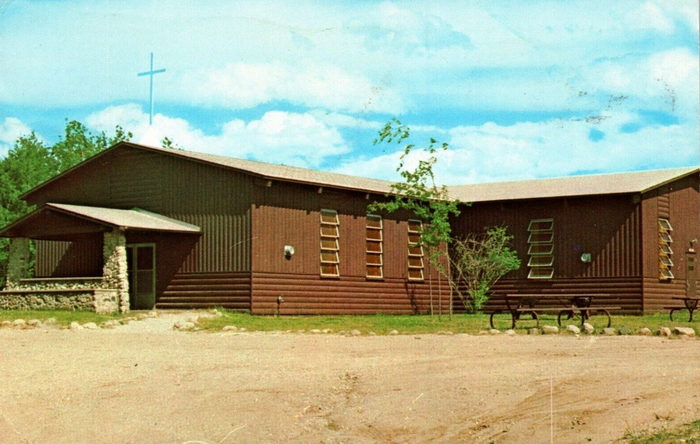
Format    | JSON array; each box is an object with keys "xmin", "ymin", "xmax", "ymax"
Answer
[{"xmin": 0, "ymin": 0, "xmax": 698, "ymax": 184}]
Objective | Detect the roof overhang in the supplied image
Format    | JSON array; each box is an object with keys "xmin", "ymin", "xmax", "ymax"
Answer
[
  {"xmin": 20, "ymin": 141, "xmax": 394, "ymax": 203},
  {"xmin": 0, "ymin": 203, "xmax": 201, "ymax": 241}
]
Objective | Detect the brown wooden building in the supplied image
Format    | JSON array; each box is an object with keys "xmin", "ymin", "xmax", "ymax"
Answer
[
  {"xmin": 449, "ymin": 167, "xmax": 700, "ymax": 314},
  {"xmin": 0, "ymin": 142, "xmax": 449, "ymax": 314},
  {"xmin": 0, "ymin": 141, "xmax": 697, "ymax": 314}
]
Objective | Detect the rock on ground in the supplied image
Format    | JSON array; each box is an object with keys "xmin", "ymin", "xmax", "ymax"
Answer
[
  {"xmin": 566, "ymin": 325, "xmax": 581, "ymax": 335},
  {"xmin": 173, "ymin": 320, "xmax": 195, "ymax": 331},
  {"xmin": 673, "ymin": 327, "xmax": 695, "ymax": 337},
  {"xmin": 542, "ymin": 325, "xmax": 559, "ymax": 334}
]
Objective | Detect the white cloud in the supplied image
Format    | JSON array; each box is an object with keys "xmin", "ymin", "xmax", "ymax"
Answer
[
  {"xmin": 335, "ymin": 109, "xmax": 699, "ymax": 184},
  {"xmin": 86, "ymin": 104, "xmax": 350, "ymax": 168},
  {"xmin": 177, "ymin": 62, "xmax": 404, "ymax": 113},
  {"xmin": 626, "ymin": 2, "xmax": 675, "ymax": 34},
  {"xmin": 0, "ymin": 0, "xmax": 695, "ymax": 124},
  {"xmin": 308, "ymin": 110, "xmax": 382, "ymax": 129},
  {"xmin": 572, "ymin": 47, "xmax": 699, "ymax": 118},
  {"xmin": 0, "ymin": 117, "xmax": 32, "ymax": 157}
]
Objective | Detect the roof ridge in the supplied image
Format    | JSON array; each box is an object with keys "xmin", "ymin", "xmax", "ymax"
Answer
[{"xmin": 448, "ymin": 166, "xmax": 699, "ymax": 189}]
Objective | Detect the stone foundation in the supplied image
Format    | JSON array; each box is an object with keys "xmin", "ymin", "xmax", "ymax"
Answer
[
  {"xmin": 1, "ymin": 229, "xmax": 131, "ymax": 314},
  {"xmin": 0, "ymin": 288, "xmax": 119, "ymax": 313},
  {"xmin": 13, "ymin": 277, "xmax": 107, "ymax": 290}
]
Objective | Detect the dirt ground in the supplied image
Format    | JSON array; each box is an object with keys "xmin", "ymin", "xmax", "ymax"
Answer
[{"xmin": 1, "ymin": 314, "xmax": 699, "ymax": 443}]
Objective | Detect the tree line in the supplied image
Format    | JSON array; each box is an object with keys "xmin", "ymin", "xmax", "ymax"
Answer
[{"xmin": 0, "ymin": 120, "xmax": 132, "ymax": 285}]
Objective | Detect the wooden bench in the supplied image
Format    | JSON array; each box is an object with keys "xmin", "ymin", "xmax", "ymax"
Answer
[
  {"xmin": 488, "ymin": 293, "xmax": 620, "ymax": 329},
  {"xmin": 665, "ymin": 297, "xmax": 699, "ymax": 322}
]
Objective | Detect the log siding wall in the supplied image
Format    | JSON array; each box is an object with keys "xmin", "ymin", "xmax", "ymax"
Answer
[{"xmin": 250, "ymin": 182, "xmax": 450, "ymax": 314}]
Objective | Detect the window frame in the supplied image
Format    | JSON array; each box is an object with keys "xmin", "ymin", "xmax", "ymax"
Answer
[
  {"xmin": 658, "ymin": 218, "xmax": 674, "ymax": 281},
  {"xmin": 527, "ymin": 217, "xmax": 554, "ymax": 280},
  {"xmin": 366, "ymin": 214, "xmax": 384, "ymax": 280},
  {"xmin": 407, "ymin": 219, "xmax": 425, "ymax": 281},
  {"xmin": 320, "ymin": 209, "xmax": 340, "ymax": 278}
]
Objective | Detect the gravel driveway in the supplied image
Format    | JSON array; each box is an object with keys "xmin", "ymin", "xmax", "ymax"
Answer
[{"xmin": 1, "ymin": 314, "xmax": 698, "ymax": 443}]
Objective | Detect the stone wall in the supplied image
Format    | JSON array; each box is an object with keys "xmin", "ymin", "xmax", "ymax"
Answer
[
  {"xmin": 103, "ymin": 230, "xmax": 129, "ymax": 312},
  {"xmin": 0, "ymin": 229, "xmax": 130, "ymax": 314},
  {"xmin": 13, "ymin": 277, "xmax": 107, "ymax": 291},
  {"xmin": 0, "ymin": 289, "xmax": 119, "ymax": 312},
  {"xmin": 0, "ymin": 288, "xmax": 119, "ymax": 313}
]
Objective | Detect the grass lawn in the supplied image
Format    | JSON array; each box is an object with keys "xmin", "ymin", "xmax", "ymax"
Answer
[
  {"xmin": 624, "ymin": 419, "xmax": 700, "ymax": 443},
  {"xmin": 195, "ymin": 310, "xmax": 699, "ymax": 335},
  {"xmin": 1, "ymin": 308, "xmax": 697, "ymax": 335}
]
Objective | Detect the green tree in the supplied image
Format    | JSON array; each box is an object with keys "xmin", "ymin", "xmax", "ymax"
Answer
[
  {"xmin": 51, "ymin": 120, "xmax": 131, "ymax": 173},
  {"xmin": 161, "ymin": 136, "xmax": 183, "ymax": 150},
  {"xmin": 449, "ymin": 226, "xmax": 521, "ymax": 312},
  {"xmin": 0, "ymin": 133, "xmax": 56, "ymax": 284},
  {"xmin": 0, "ymin": 120, "xmax": 131, "ymax": 285},
  {"xmin": 369, "ymin": 118, "xmax": 461, "ymax": 315}
]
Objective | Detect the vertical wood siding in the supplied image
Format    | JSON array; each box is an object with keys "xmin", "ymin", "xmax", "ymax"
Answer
[
  {"xmin": 641, "ymin": 174, "xmax": 700, "ymax": 312},
  {"xmin": 450, "ymin": 194, "xmax": 644, "ymax": 311},
  {"xmin": 452, "ymin": 194, "xmax": 642, "ymax": 279},
  {"xmin": 29, "ymin": 146, "xmax": 252, "ymax": 308},
  {"xmin": 35, "ymin": 237, "xmax": 103, "ymax": 277},
  {"xmin": 250, "ymin": 183, "xmax": 450, "ymax": 314}
]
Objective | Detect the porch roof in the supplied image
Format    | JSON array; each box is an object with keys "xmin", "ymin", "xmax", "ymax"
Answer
[{"xmin": 0, "ymin": 203, "xmax": 201, "ymax": 240}]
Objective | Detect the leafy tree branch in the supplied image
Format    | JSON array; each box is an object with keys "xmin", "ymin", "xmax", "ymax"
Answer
[
  {"xmin": 369, "ymin": 119, "xmax": 462, "ymax": 313},
  {"xmin": 449, "ymin": 226, "xmax": 521, "ymax": 312}
]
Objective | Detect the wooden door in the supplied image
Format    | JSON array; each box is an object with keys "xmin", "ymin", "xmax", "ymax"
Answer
[{"xmin": 127, "ymin": 244, "xmax": 156, "ymax": 309}]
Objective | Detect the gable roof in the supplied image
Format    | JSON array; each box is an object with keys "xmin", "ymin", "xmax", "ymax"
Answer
[
  {"xmin": 0, "ymin": 203, "xmax": 200, "ymax": 239},
  {"xmin": 20, "ymin": 141, "xmax": 699, "ymax": 205},
  {"xmin": 447, "ymin": 167, "xmax": 700, "ymax": 203},
  {"xmin": 44, "ymin": 203, "xmax": 202, "ymax": 233},
  {"xmin": 21, "ymin": 142, "xmax": 394, "ymax": 201}
]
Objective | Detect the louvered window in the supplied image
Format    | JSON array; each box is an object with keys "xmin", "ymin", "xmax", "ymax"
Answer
[
  {"xmin": 320, "ymin": 209, "xmax": 340, "ymax": 277},
  {"xmin": 407, "ymin": 219, "xmax": 424, "ymax": 281},
  {"xmin": 658, "ymin": 218, "xmax": 674, "ymax": 280},
  {"xmin": 366, "ymin": 215, "xmax": 383, "ymax": 279},
  {"xmin": 527, "ymin": 218, "xmax": 554, "ymax": 279}
]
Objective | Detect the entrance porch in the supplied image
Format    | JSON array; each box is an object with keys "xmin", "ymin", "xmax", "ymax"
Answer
[{"xmin": 0, "ymin": 203, "xmax": 200, "ymax": 313}]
